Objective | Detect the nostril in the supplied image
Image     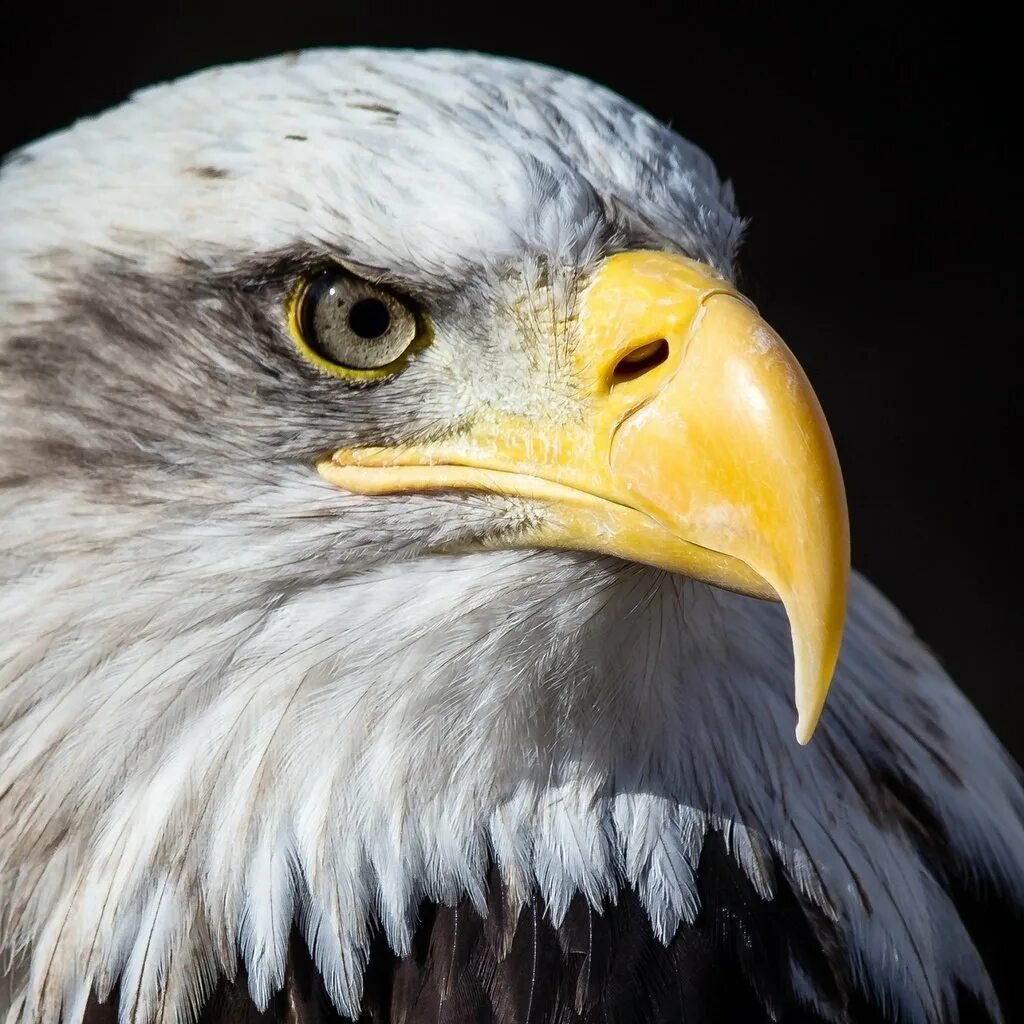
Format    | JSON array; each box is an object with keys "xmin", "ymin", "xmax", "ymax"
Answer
[{"xmin": 612, "ymin": 338, "xmax": 669, "ymax": 384}]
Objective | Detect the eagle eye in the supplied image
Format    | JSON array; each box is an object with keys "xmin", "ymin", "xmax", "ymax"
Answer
[{"xmin": 288, "ymin": 267, "xmax": 425, "ymax": 379}]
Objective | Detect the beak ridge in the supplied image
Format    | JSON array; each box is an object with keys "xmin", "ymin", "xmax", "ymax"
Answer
[{"xmin": 605, "ymin": 288, "xmax": 849, "ymax": 743}]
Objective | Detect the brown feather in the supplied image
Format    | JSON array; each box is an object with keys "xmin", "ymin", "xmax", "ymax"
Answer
[{"xmin": 74, "ymin": 847, "xmax": 1015, "ymax": 1024}]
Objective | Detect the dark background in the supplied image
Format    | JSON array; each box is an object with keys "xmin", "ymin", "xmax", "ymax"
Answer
[{"xmin": 2, "ymin": 4, "xmax": 1020, "ymax": 758}]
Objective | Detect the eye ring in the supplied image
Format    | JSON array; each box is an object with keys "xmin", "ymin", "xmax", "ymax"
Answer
[{"xmin": 287, "ymin": 267, "xmax": 429, "ymax": 380}]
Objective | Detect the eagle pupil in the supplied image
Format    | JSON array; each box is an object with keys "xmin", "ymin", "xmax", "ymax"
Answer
[{"xmin": 348, "ymin": 298, "xmax": 391, "ymax": 339}]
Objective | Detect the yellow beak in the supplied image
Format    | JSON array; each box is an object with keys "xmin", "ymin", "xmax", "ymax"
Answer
[{"xmin": 318, "ymin": 251, "xmax": 850, "ymax": 744}]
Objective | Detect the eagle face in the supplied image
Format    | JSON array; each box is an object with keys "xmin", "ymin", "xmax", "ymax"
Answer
[{"xmin": 0, "ymin": 49, "xmax": 1021, "ymax": 1024}]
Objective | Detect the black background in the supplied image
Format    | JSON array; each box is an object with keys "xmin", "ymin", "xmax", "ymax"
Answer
[{"xmin": 2, "ymin": 4, "xmax": 1020, "ymax": 758}]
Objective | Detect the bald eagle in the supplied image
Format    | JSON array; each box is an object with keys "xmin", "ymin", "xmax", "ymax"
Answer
[{"xmin": 0, "ymin": 49, "xmax": 1021, "ymax": 1024}]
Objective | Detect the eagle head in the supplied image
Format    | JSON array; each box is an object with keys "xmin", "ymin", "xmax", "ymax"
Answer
[{"xmin": 0, "ymin": 49, "xmax": 1020, "ymax": 1024}]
